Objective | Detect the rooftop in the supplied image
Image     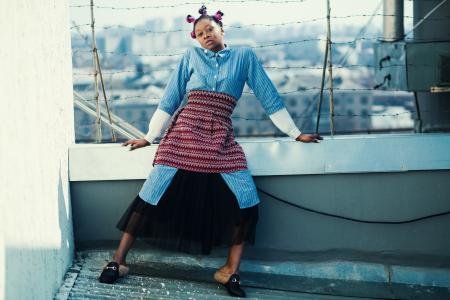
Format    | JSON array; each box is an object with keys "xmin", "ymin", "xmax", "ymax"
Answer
[{"xmin": 55, "ymin": 243, "xmax": 450, "ymax": 299}]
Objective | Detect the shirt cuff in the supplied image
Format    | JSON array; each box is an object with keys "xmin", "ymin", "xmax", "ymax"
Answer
[
  {"xmin": 144, "ymin": 108, "xmax": 172, "ymax": 144},
  {"xmin": 269, "ymin": 108, "xmax": 302, "ymax": 139}
]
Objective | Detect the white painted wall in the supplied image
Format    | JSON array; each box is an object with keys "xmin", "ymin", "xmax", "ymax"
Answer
[{"xmin": 0, "ymin": 1, "xmax": 75, "ymax": 299}]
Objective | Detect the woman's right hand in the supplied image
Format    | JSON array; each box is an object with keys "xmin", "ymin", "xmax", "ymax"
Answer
[
  {"xmin": 122, "ymin": 138, "xmax": 150, "ymax": 151},
  {"xmin": 295, "ymin": 133, "xmax": 323, "ymax": 143}
]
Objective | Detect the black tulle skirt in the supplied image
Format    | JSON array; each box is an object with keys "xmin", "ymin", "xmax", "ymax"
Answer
[{"xmin": 116, "ymin": 169, "xmax": 259, "ymax": 255}]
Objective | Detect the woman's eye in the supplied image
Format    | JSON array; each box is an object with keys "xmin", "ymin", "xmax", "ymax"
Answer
[{"xmin": 198, "ymin": 32, "xmax": 203, "ymax": 36}]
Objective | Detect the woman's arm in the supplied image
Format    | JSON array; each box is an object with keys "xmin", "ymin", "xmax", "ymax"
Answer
[
  {"xmin": 157, "ymin": 48, "xmax": 191, "ymax": 115},
  {"xmin": 143, "ymin": 108, "xmax": 172, "ymax": 144},
  {"xmin": 269, "ymin": 108, "xmax": 322, "ymax": 142},
  {"xmin": 245, "ymin": 48, "xmax": 285, "ymax": 115},
  {"xmin": 123, "ymin": 49, "xmax": 191, "ymax": 150},
  {"xmin": 245, "ymin": 48, "xmax": 301, "ymax": 137},
  {"xmin": 269, "ymin": 107, "xmax": 301, "ymax": 139},
  {"xmin": 245, "ymin": 48, "xmax": 321, "ymax": 143}
]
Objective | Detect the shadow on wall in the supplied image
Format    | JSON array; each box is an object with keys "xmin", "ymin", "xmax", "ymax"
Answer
[{"xmin": 4, "ymin": 163, "xmax": 74, "ymax": 299}]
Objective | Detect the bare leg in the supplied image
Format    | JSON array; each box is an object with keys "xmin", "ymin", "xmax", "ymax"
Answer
[
  {"xmin": 112, "ymin": 232, "xmax": 136, "ymax": 265},
  {"xmin": 215, "ymin": 242, "xmax": 245, "ymax": 283}
]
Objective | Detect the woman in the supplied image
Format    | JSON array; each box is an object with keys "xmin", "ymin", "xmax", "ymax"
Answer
[{"xmin": 99, "ymin": 5, "xmax": 321, "ymax": 298}]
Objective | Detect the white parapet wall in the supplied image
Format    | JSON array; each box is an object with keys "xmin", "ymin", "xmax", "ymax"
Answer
[
  {"xmin": 0, "ymin": 1, "xmax": 75, "ymax": 299},
  {"xmin": 69, "ymin": 134, "xmax": 450, "ymax": 181}
]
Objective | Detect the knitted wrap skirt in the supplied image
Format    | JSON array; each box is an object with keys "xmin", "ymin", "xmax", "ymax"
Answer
[{"xmin": 116, "ymin": 90, "xmax": 259, "ymax": 255}]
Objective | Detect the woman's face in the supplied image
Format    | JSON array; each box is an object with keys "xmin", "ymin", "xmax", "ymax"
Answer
[{"xmin": 194, "ymin": 18, "xmax": 225, "ymax": 52}]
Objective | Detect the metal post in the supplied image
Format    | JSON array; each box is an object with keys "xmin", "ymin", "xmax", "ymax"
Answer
[
  {"xmin": 90, "ymin": 0, "xmax": 102, "ymax": 142},
  {"xmin": 326, "ymin": 0, "xmax": 335, "ymax": 136},
  {"xmin": 413, "ymin": 91, "xmax": 422, "ymax": 132},
  {"xmin": 95, "ymin": 54, "xmax": 117, "ymax": 142},
  {"xmin": 315, "ymin": 41, "xmax": 329, "ymax": 134}
]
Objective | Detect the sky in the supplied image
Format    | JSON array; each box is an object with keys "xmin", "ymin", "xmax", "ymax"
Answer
[{"xmin": 69, "ymin": 0, "xmax": 414, "ymax": 32}]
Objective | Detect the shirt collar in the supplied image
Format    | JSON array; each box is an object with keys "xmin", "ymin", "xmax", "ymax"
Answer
[{"xmin": 200, "ymin": 44, "xmax": 230, "ymax": 58}]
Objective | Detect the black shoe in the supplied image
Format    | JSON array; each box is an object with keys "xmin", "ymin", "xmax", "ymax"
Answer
[
  {"xmin": 224, "ymin": 273, "xmax": 246, "ymax": 298},
  {"xmin": 99, "ymin": 262, "xmax": 119, "ymax": 284}
]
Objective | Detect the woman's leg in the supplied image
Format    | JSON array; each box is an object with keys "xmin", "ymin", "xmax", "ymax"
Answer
[
  {"xmin": 224, "ymin": 242, "xmax": 244, "ymax": 272},
  {"xmin": 100, "ymin": 232, "xmax": 136, "ymax": 282},
  {"xmin": 112, "ymin": 232, "xmax": 136, "ymax": 265},
  {"xmin": 215, "ymin": 207, "xmax": 256, "ymax": 283},
  {"xmin": 215, "ymin": 242, "xmax": 245, "ymax": 283}
]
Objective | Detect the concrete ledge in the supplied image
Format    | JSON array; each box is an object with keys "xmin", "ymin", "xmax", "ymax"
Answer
[
  {"xmin": 76, "ymin": 248, "xmax": 450, "ymax": 300},
  {"xmin": 392, "ymin": 265, "xmax": 450, "ymax": 287},
  {"xmin": 69, "ymin": 133, "xmax": 450, "ymax": 181}
]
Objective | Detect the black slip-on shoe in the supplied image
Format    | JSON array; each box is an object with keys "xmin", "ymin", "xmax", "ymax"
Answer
[
  {"xmin": 224, "ymin": 273, "xmax": 246, "ymax": 298},
  {"xmin": 99, "ymin": 261, "xmax": 119, "ymax": 284}
]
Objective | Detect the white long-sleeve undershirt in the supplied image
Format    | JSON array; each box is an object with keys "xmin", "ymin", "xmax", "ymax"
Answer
[
  {"xmin": 268, "ymin": 108, "xmax": 302, "ymax": 139},
  {"xmin": 143, "ymin": 107, "xmax": 301, "ymax": 144},
  {"xmin": 143, "ymin": 109, "xmax": 172, "ymax": 144}
]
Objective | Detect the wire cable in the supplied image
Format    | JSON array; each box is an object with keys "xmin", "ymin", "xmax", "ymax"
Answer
[{"xmin": 257, "ymin": 187, "xmax": 450, "ymax": 224}]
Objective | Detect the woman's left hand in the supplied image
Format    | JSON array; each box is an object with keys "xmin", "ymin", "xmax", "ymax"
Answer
[
  {"xmin": 295, "ymin": 133, "xmax": 323, "ymax": 143},
  {"xmin": 122, "ymin": 138, "xmax": 150, "ymax": 151}
]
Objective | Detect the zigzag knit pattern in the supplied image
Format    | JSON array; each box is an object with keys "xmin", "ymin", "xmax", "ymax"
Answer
[{"xmin": 153, "ymin": 90, "xmax": 248, "ymax": 173}]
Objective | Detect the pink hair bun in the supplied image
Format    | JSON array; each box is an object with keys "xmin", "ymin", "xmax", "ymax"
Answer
[
  {"xmin": 198, "ymin": 5, "xmax": 208, "ymax": 15},
  {"xmin": 214, "ymin": 10, "xmax": 224, "ymax": 21},
  {"xmin": 186, "ymin": 15, "xmax": 196, "ymax": 23},
  {"xmin": 190, "ymin": 31, "xmax": 196, "ymax": 39}
]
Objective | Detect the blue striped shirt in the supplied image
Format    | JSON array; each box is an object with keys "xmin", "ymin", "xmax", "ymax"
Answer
[
  {"xmin": 139, "ymin": 44, "xmax": 285, "ymax": 208},
  {"xmin": 158, "ymin": 45, "xmax": 285, "ymax": 115}
]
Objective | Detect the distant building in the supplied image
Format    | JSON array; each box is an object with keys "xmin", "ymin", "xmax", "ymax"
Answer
[{"xmin": 72, "ymin": 20, "xmax": 414, "ymax": 140}]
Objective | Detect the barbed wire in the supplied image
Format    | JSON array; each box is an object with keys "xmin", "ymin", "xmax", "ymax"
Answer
[
  {"xmin": 70, "ymin": 0, "xmax": 310, "ymax": 10},
  {"xmin": 69, "ymin": 33, "xmax": 449, "ymax": 44},
  {"xmin": 72, "ymin": 61, "xmax": 441, "ymax": 76},
  {"xmin": 74, "ymin": 49, "xmax": 184, "ymax": 57},
  {"xmin": 77, "ymin": 87, "xmax": 414, "ymax": 104},
  {"xmin": 71, "ymin": 23, "xmax": 92, "ymax": 30},
  {"xmin": 71, "ymin": 34, "xmax": 450, "ymax": 58},
  {"xmin": 244, "ymin": 88, "xmax": 410, "ymax": 93},
  {"xmin": 72, "ymin": 69, "xmax": 171, "ymax": 76},
  {"xmin": 68, "ymin": 0, "xmax": 450, "ymax": 23},
  {"xmin": 70, "ymin": 37, "xmax": 379, "ymax": 58},
  {"xmin": 77, "ymin": 90, "xmax": 368, "ymax": 102},
  {"xmin": 75, "ymin": 110, "xmax": 417, "ymax": 127},
  {"xmin": 80, "ymin": 95, "xmax": 160, "ymax": 101},
  {"xmin": 77, "ymin": 111, "xmax": 450, "ymax": 136},
  {"xmin": 69, "ymin": 14, "xmax": 450, "ymax": 33},
  {"xmin": 237, "ymin": 111, "xmax": 416, "ymax": 120},
  {"xmin": 70, "ymin": 65, "xmax": 349, "ymax": 76}
]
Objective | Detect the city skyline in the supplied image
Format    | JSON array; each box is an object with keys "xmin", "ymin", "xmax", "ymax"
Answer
[{"xmin": 70, "ymin": 0, "xmax": 414, "ymax": 33}]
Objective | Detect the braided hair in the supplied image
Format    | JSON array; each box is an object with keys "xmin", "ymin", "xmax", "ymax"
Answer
[{"xmin": 186, "ymin": 5, "xmax": 224, "ymax": 39}]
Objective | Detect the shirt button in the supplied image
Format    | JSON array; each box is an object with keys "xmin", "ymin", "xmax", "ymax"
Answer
[
  {"xmin": 214, "ymin": 75, "xmax": 217, "ymax": 78},
  {"xmin": 216, "ymin": 63, "xmax": 219, "ymax": 67},
  {"xmin": 212, "ymin": 87, "xmax": 215, "ymax": 91},
  {"xmin": 204, "ymin": 49, "xmax": 208, "ymax": 53}
]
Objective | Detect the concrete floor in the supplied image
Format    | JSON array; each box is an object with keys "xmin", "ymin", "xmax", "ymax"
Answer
[
  {"xmin": 54, "ymin": 244, "xmax": 450, "ymax": 299},
  {"xmin": 56, "ymin": 268, "xmax": 379, "ymax": 299},
  {"xmin": 55, "ymin": 263, "xmax": 378, "ymax": 299}
]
